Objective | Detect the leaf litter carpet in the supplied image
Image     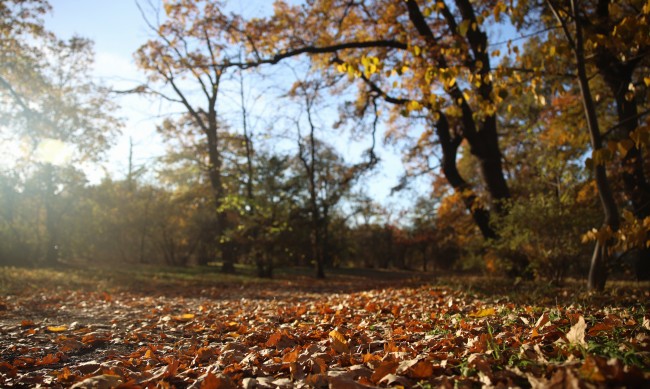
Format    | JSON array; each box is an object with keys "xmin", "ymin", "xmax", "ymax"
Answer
[{"xmin": 0, "ymin": 277, "xmax": 649, "ymax": 388}]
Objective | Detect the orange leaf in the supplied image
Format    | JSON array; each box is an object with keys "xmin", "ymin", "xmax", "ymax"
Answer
[
  {"xmin": 362, "ymin": 353, "xmax": 382, "ymax": 364},
  {"xmin": 56, "ymin": 366, "xmax": 75, "ymax": 381},
  {"xmin": 266, "ymin": 330, "xmax": 297, "ymax": 349},
  {"xmin": 36, "ymin": 354, "xmax": 60, "ymax": 366},
  {"xmin": 282, "ymin": 348, "xmax": 300, "ymax": 363},
  {"xmin": 409, "ymin": 360, "xmax": 435, "ymax": 378},
  {"xmin": 311, "ymin": 357, "xmax": 327, "ymax": 374},
  {"xmin": 166, "ymin": 358, "xmax": 180, "ymax": 377},
  {"xmin": 364, "ymin": 302, "xmax": 379, "ymax": 312},
  {"xmin": 200, "ymin": 372, "xmax": 218, "ymax": 389},
  {"xmin": 370, "ymin": 360, "xmax": 399, "ymax": 384},
  {"xmin": 194, "ymin": 347, "xmax": 215, "ymax": 363},
  {"xmin": 200, "ymin": 372, "xmax": 237, "ymax": 389}
]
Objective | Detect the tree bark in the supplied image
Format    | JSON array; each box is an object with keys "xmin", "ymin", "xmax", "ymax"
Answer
[
  {"xmin": 550, "ymin": 0, "xmax": 620, "ymax": 290},
  {"xmin": 406, "ymin": 0, "xmax": 511, "ymax": 212},
  {"xmin": 43, "ymin": 163, "xmax": 59, "ymax": 266},
  {"xmin": 592, "ymin": 0, "xmax": 650, "ymax": 280},
  {"xmin": 436, "ymin": 113, "xmax": 498, "ymax": 239}
]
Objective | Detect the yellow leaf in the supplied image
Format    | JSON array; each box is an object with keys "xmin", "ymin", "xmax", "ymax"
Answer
[
  {"xmin": 413, "ymin": 45, "xmax": 421, "ymax": 56},
  {"xmin": 644, "ymin": 77, "xmax": 650, "ymax": 87},
  {"xmin": 469, "ymin": 308, "xmax": 496, "ymax": 317},
  {"xmin": 408, "ymin": 100, "xmax": 422, "ymax": 111},
  {"xmin": 458, "ymin": 20, "xmax": 471, "ymax": 37},
  {"xmin": 329, "ymin": 329, "xmax": 349, "ymax": 353},
  {"xmin": 173, "ymin": 313, "xmax": 195, "ymax": 322},
  {"xmin": 46, "ymin": 325, "xmax": 68, "ymax": 333}
]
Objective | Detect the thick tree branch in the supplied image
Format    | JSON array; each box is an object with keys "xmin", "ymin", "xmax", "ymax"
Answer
[{"xmin": 228, "ymin": 40, "xmax": 408, "ymax": 69}]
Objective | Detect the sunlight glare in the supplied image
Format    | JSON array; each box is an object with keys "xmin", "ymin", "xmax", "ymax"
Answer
[{"xmin": 34, "ymin": 138, "xmax": 73, "ymax": 166}]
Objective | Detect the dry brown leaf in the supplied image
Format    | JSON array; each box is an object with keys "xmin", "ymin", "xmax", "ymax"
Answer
[
  {"xmin": 199, "ymin": 372, "xmax": 237, "ymax": 389},
  {"xmin": 587, "ymin": 322, "xmax": 613, "ymax": 336},
  {"xmin": 370, "ymin": 360, "xmax": 399, "ymax": 383},
  {"xmin": 408, "ymin": 360, "xmax": 434, "ymax": 379},
  {"xmin": 70, "ymin": 374, "xmax": 123, "ymax": 389}
]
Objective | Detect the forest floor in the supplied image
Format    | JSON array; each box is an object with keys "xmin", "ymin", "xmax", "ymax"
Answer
[{"xmin": 0, "ymin": 264, "xmax": 649, "ymax": 388}]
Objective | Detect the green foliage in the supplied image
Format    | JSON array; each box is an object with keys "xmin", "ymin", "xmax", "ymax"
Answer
[{"xmin": 490, "ymin": 193, "xmax": 598, "ymax": 283}]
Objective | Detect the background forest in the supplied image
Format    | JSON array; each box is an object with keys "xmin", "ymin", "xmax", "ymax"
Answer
[{"xmin": 1, "ymin": 0, "xmax": 649, "ymax": 290}]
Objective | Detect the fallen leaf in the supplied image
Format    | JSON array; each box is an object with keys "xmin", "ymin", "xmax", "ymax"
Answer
[
  {"xmin": 469, "ymin": 307, "xmax": 496, "ymax": 317},
  {"xmin": 35, "ymin": 354, "xmax": 60, "ymax": 366},
  {"xmin": 407, "ymin": 360, "xmax": 434, "ymax": 379},
  {"xmin": 370, "ymin": 360, "xmax": 399, "ymax": 383},
  {"xmin": 329, "ymin": 329, "xmax": 350, "ymax": 353},
  {"xmin": 266, "ymin": 330, "xmax": 297, "ymax": 349},
  {"xmin": 46, "ymin": 325, "xmax": 68, "ymax": 332},
  {"xmin": 579, "ymin": 355, "xmax": 606, "ymax": 382},
  {"xmin": 379, "ymin": 373, "xmax": 411, "ymax": 387},
  {"xmin": 587, "ymin": 322, "xmax": 613, "ymax": 336},
  {"xmin": 282, "ymin": 348, "xmax": 300, "ymax": 363},
  {"xmin": 173, "ymin": 313, "xmax": 195, "ymax": 322},
  {"xmin": 199, "ymin": 372, "xmax": 237, "ymax": 389},
  {"xmin": 565, "ymin": 316, "xmax": 587, "ymax": 347},
  {"xmin": 70, "ymin": 374, "xmax": 122, "ymax": 389}
]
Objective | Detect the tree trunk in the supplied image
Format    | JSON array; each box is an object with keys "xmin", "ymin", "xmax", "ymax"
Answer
[
  {"xmin": 43, "ymin": 163, "xmax": 59, "ymax": 266},
  {"xmin": 553, "ymin": 0, "xmax": 620, "ymax": 290},
  {"xmin": 406, "ymin": 0, "xmax": 511, "ymax": 216},
  {"xmin": 220, "ymin": 241, "xmax": 236, "ymax": 273},
  {"xmin": 592, "ymin": 1, "xmax": 650, "ymax": 280},
  {"xmin": 313, "ymin": 223, "xmax": 325, "ymax": 278},
  {"xmin": 436, "ymin": 113, "xmax": 498, "ymax": 239}
]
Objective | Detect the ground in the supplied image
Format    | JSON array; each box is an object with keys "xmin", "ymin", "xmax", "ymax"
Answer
[{"xmin": 0, "ymin": 265, "xmax": 649, "ymax": 388}]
